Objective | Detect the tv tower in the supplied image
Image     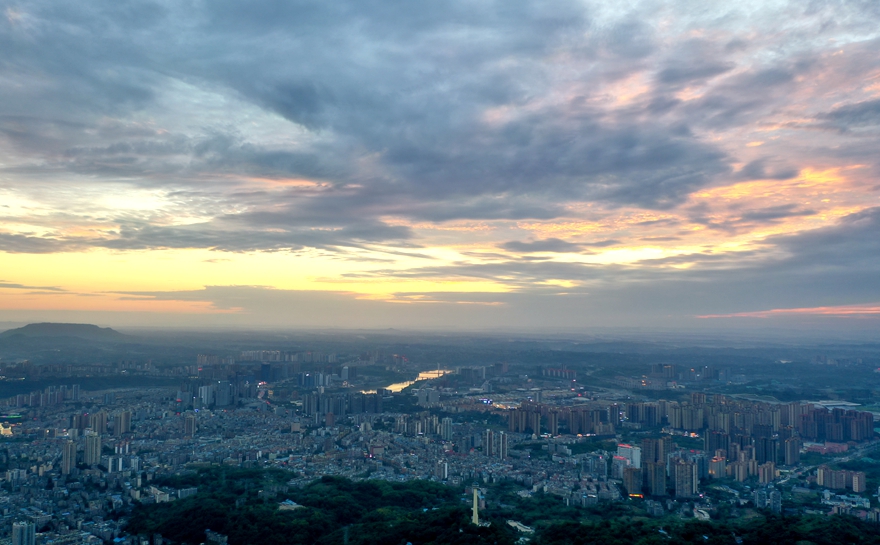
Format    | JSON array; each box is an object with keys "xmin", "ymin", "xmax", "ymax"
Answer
[{"xmin": 472, "ymin": 487, "xmax": 479, "ymax": 525}]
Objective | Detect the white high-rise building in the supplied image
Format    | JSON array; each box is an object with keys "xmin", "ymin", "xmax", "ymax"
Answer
[
  {"xmin": 498, "ymin": 431, "xmax": 509, "ymax": 460},
  {"xmin": 617, "ymin": 444, "xmax": 642, "ymax": 469},
  {"xmin": 199, "ymin": 385, "xmax": 216, "ymax": 406},
  {"xmin": 441, "ymin": 417, "xmax": 453, "ymax": 441}
]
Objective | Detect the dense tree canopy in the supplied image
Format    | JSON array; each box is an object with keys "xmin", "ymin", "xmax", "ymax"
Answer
[{"xmin": 126, "ymin": 469, "xmax": 880, "ymax": 545}]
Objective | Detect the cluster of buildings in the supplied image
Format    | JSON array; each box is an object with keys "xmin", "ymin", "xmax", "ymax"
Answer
[
  {"xmin": 816, "ymin": 466, "xmax": 868, "ymax": 493},
  {"xmin": 0, "ymin": 353, "xmax": 877, "ymax": 544}
]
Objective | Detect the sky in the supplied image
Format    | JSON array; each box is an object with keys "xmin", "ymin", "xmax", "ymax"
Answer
[{"xmin": 1, "ymin": 0, "xmax": 880, "ymax": 333}]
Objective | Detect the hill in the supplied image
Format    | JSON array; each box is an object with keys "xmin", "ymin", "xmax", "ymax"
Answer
[{"xmin": 0, "ymin": 323, "xmax": 124, "ymax": 341}]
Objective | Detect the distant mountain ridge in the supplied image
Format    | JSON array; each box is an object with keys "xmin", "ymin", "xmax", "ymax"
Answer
[{"xmin": 0, "ymin": 323, "xmax": 124, "ymax": 340}]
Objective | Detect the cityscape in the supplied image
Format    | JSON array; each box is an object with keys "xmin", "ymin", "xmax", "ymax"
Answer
[
  {"xmin": 3, "ymin": 0, "xmax": 880, "ymax": 544},
  {"xmin": 0, "ymin": 325, "xmax": 879, "ymax": 544}
]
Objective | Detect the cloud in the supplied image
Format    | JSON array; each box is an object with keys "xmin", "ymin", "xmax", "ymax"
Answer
[
  {"xmin": 2, "ymin": 0, "xmax": 880, "ymax": 334},
  {"xmin": 338, "ymin": 207, "xmax": 880, "ymax": 316},
  {"xmin": 1, "ymin": 0, "xmax": 789, "ymax": 259},
  {"xmin": 499, "ymin": 238, "xmax": 618, "ymax": 253},
  {"xmin": 699, "ymin": 303, "xmax": 880, "ymax": 319},
  {"xmin": 738, "ymin": 205, "xmax": 816, "ymax": 222},
  {"xmin": 0, "ymin": 281, "xmax": 66, "ymax": 292},
  {"xmin": 655, "ymin": 39, "xmax": 736, "ymax": 87},
  {"xmin": 19, "ymin": 204, "xmax": 867, "ymax": 332},
  {"xmin": 0, "ymin": 233, "xmax": 81, "ymax": 254},
  {"xmin": 737, "ymin": 159, "xmax": 799, "ymax": 181},
  {"xmin": 817, "ymin": 98, "xmax": 880, "ymax": 131}
]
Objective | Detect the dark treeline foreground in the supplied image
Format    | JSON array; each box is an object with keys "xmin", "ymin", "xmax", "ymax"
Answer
[
  {"xmin": 124, "ymin": 468, "xmax": 880, "ymax": 545},
  {"xmin": 126, "ymin": 469, "xmax": 511, "ymax": 545}
]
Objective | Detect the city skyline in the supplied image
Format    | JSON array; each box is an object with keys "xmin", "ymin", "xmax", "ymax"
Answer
[{"xmin": 2, "ymin": 1, "xmax": 880, "ymax": 332}]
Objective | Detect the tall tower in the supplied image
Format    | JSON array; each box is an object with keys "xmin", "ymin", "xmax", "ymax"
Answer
[
  {"xmin": 674, "ymin": 459, "xmax": 698, "ymax": 498},
  {"xmin": 185, "ymin": 414, "xmax": 197, "ymax": 437},
  {"xmin": 62, "ymin": 440, "xmax": 77, "ymax": 475},
  {"xmin": 89, "ymin": 411, "xmax": 108, "ymax": 435},
  {"xmin": 483, "ymin": 430, "xmax": 494, "ymax": 457},
  {"xmin": 472, "ymin": 487, "xmax": 479, "ymax": 525},
  {"xmin": 84, "ymin": 432, "xmax": 102, "ymax": 465},
  {"xmin": 441, "ymin": 417, "xmax": 453, "ymax": 441},
  {"xmin": 498, "ymin": 431, "xmax": 509, "ymax": 460},
  {"xmin": 113, "ymin": 411, "xmax": 132, "ymax": 436}
]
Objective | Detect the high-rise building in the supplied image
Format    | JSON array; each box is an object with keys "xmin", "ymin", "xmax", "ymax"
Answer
[
  {"xmin": 758, "ymin": 462, "xmax": 776, "ymax": 484},
  {"xmin": 708, "ymin": 456, "xmax": 727, "ymax": 479},
  {"xmin": 215, "ymin": 381, "xmax": 232, "ymax": 407},
  {"xmin": 89, "ymin": 411, "xmax": 108, "ymax": 434},
  {"xmin": 546, "ymin": 411, "xmax": 559, "ymax": 435},
  {"xmin": 198, "ymin": 385, "xmax": 216, "ymax": 406},
  {"xmin": 617, "ymin": 444, "xmax": 641, "ymax": 469},
  {"xmin": 753, "ymin": 488, "xmax": 768, "ymax": 509},
  {"xmin": 61, "ymin": 440, "xmax": 77, "ymax": 475},
  {"xmin": 674, "ymin": 460, "xmax": 698, "ymax": 498},
  {"xmin": 644, "ymin": 462, "xmax": 667, "ymax": 496},
  {"xmin": 184, "ymin": 414, "xmax": 197, "ymax": 437},
  {"xmin": 784, "ymin": 437, "xmax": 801, "ymax": 466},
  {"xmin": 440, "ymin": 417, "xmax": 453, "ymax": 441},
  {"xmin": 769, "ymin": 488, "xmax": 782, "ymax": 513},
  {"xmin": 731, "ymin": 461, "xmax": 748, "ymax": 482},
  {"xmin": 417, "ymin": 388, "xmax": 439, "ymax": 407},
  {"xmin": 852, "ymin": 471, "xmax": 867, "ymax": 493},
  {"xmin": 641, "ymin": 438, "xmax": 667, "ymax": 465},
  {"xmin": 84, "ymin": 432, "xmax": 102, "ymax": 466},
  {"xmin": 113, "ymin": 411, "xmax": 132, "ymax": 436},
  {"xmin": 498, "ymin": 431, "xmax": 509, "ymax": 460},
  {"xmin": 71, "ymin": 413, "xmax": 88, "ymax": 431},
  {"xmin": 12, "ymin": 521, "xmax": 35, "ymax": 545},
  {"xmin": 483, "ymin": 430, "xmax": 495, "ymax": 457},
  {"xmin": 623, "ymin": 466, "xmax": 642, "ymax": 496}
]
